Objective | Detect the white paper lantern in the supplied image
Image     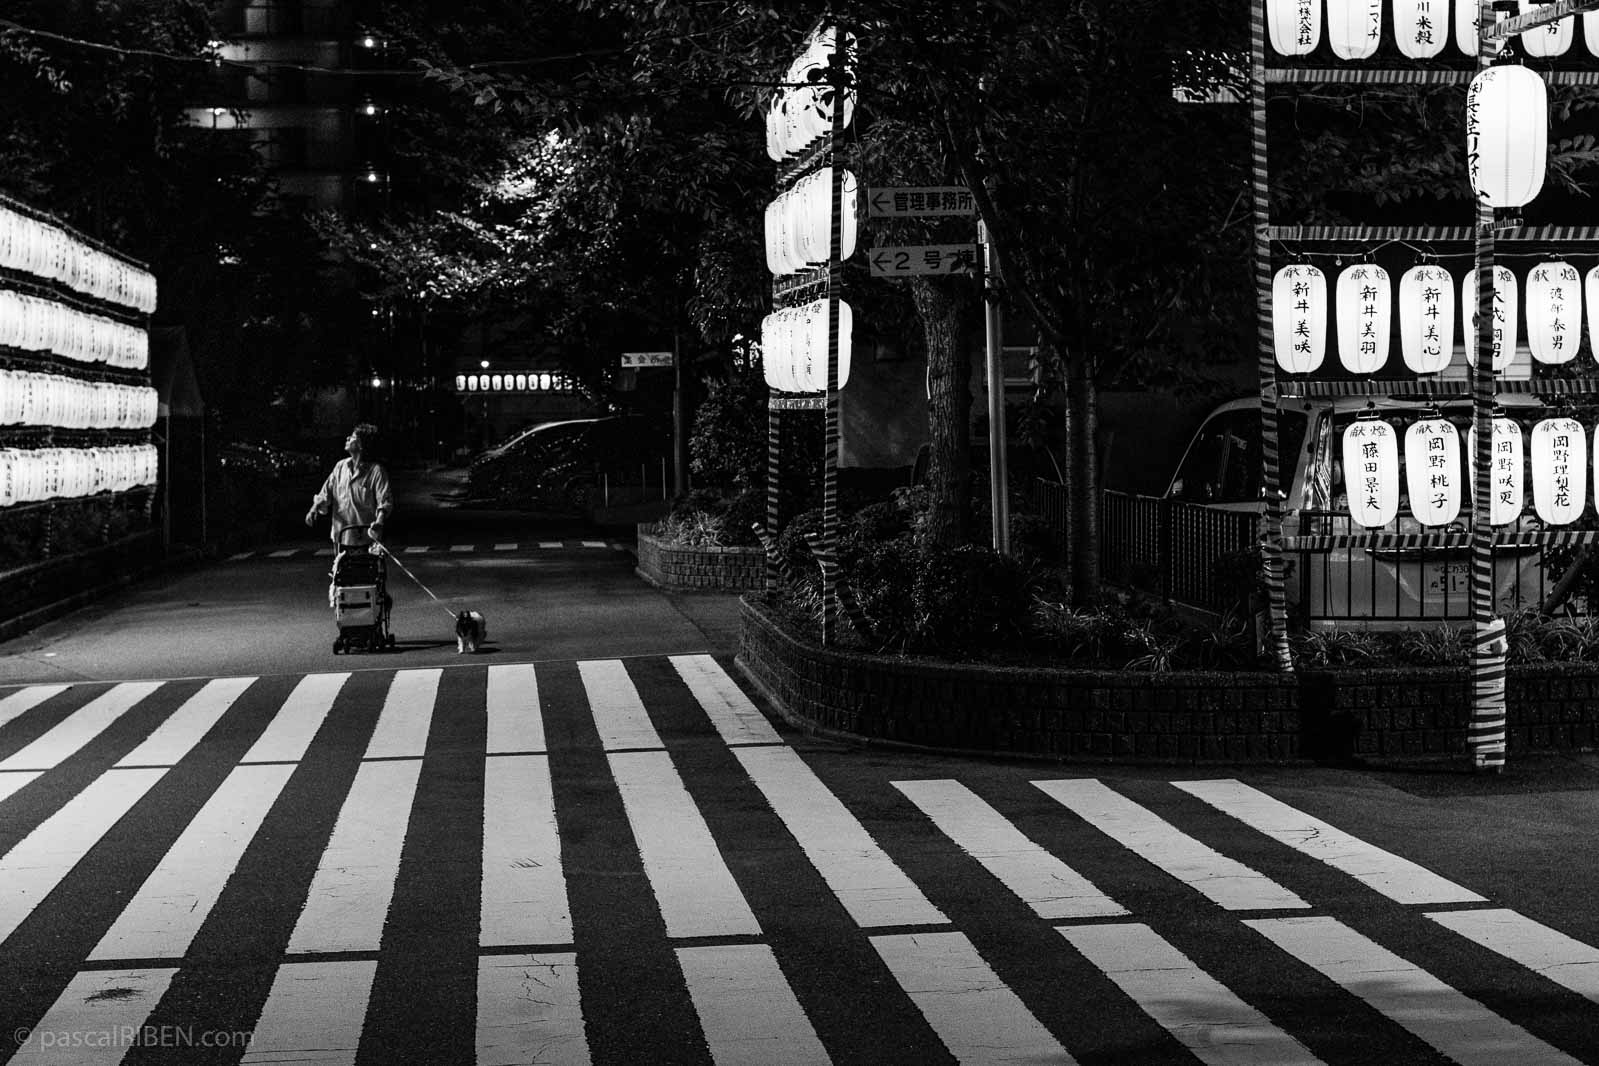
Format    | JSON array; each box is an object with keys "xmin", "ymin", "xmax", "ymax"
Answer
[
  {"xmin": 1406, "ymin": 419, "xmax": 1461, "ymax": 525},
  {"xmin": 1530, "ymin": 417, "xmax": 1586, "ymax": 525},
  {"xmin": 1398, "ymin": 264, "xmax": 1454, "ymax": 373},
  {"xmin": 1518, "ymin": 1, "xmax": 1573, "ymax": 56},
  {"xmin": 0, "ymin": 448, "xmax": 15, "ymax": 508},
  {"xmin": 1466, "ymin": 65, "xmax": 1547, "ymax": 209},
  {"xmin": 1458, "ymin": 0, "xmax": 1511, "ymax": 54},
  {"xmin": 1272, "ymin": 265, "xmax": 1327, "ymax": 373},
  {"xmin": 1394, "ymin": 0, "xmax": 1448, "ymax": 57},
  {"xmin": 1526, "ymin": 261, "xmax": 1581, "ymax": 364},
  {"xmin": 1585, "ymin": 11, "xmax": 1599, "ymax": 55},
  {"xmin": 1336, "ymin": 264, "xmax": 1391, "ymax": 374},
  {"xmin": 1343, "ymin": 419, "xmax": 1399, "ymax": 527},
  {"xmin": 1269, "ymin": 0, "xmax": 1323, "ymax": 54},
  {"xmin": 1468, "ymin": 417, "xmax": 1524, "ymax": 525},
  {"xmin": 1327, "ymin": 0, "xmax": 1382, "ymax": 58},
  {"xmin": 1460, "ymin": 266, "xmax": 1519, "ymax": 371}
]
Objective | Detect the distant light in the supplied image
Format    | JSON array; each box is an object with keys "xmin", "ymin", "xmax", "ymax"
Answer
[
  {"xmin": 363, "ymin": 104, "xmax": 378, "ymax": 116},
  {"xmin": 480, "ymin": 359, "xmax": 490, "ymax": 369},
  {"xmin": 365, "ymin": 170, "xmax": 381, "ymax": 183},
  {"xmin": 361, "ymin": 36, "xmax": 377, "ymax": 48},
  {"xmin": 211, "ymin": 107, "xmax": 226, "ymax": 116},
  {"xmin": 371, "ymin": 376, "xmax": 384, "ymax": 388}
]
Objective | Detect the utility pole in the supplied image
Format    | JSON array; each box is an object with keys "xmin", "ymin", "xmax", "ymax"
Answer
[{"xmin": 978, "ymin": 219, "xmax": 1010, "ymax": 553}]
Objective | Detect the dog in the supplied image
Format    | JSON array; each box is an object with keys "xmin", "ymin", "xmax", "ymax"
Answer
[{"xmin": 455, "ymin": 610, "xmax": 487, "ymax": 654}]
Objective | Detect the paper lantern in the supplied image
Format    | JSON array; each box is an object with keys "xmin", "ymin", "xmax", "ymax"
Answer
[
  {"xmin": 1458, "ymin": 0, "xmax": 1510, "ymax": 54},
  {"xmin": 1398, "ymin": 264, "xmax": 1454, "ymax": 373},
  {"xmin": 1518, "ymin": 1, "xmax": 1573, "ymax": 57},
  {"xmin": 1272, "ymin": 265, "xmax": 1327, "ymax": 373},
  {"xmin": 1269, "ymin": 0, "xmax": 1323, "ymax": 54},
  {"xmin": 1460, "ymin": 266, "xmax": 1518, "ymax": 371},
  {"xmin": 1394, "ymin": 0, "xmax": 1448, "ymax": 57},
  {"xmin": 1468, "ymin": 417, "xmax": 1524, "ymax": 525},
  {"xmin": 1406, "ymin": 419, "xmax": 1461, "ymax": 526},
  {"xmin": 0, "ymin": 448, "xmax": 14, "ymax": 508},
  {"xmin": 1327, "ymin": 0, "xmax": 1381, "ymax": 58},
  {"xmin": 1585, "ymin": 11, "xmax": 1599, "ymax": 55},
  {"xmin": 1585, "ymin": 265, "xmax": 1599, "ymax": 363},
  {"xmin": 1466, "ymin": 65, "xmax": 1547, "ymax": 209},
  {"xmin": 1526, "ymin": 261, "xmax": 1581, "ymax": 364},
  {"xmin": 1336, "ymin": 264, "xmax": 1391, "ymax": 374},
  {"xmin": 1343, "ymin": 419, "xmax": 1399, "ymax": 527},
  {"xmin": 1530, "ymin": 417, "xmax": 1586, "ymax": 525}
]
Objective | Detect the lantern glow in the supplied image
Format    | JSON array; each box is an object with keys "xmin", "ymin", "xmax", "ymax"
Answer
[
  {"xmin": 1268, "ymin": 0, "xmax": 1322, "ymax": 55},
  {"xmin": 1526, "ymin": 261, "xmax": 1581, "ymax": 365},
  {"xmin": 1468, "ymin": 417, "xmax": 1525, "ymax": 525},
  {"xmin": 1343, "ymin": 419, "xmax": 1399, "ymax": 528},
  {"xmin": 1461, "ymin": 266, "xmax": 1519, "ymax": 372},
  {"xmin": 1398, "ymin": 264, "xmax": 1454, "ymax": 374},
  {"xmin": 1406, "ymin": 419, "xmax": 1461, "ymax": 526},
  {"xmin": 1465, "ymin": 65, "xmax": 1548, "ymax": 209},
  {"xmin": 1272, "ymin": 264, "xmax": 1327, "ymax": 374},
  {"xmin": 1531, "ymin": 417, "xmax": 1586, "ymax": 525},
  {"xmin": 1395, "ymin": 0, "xmax": 1448, "ymax": 57},
  {"xmin": 1336, "ymin": 264, "xmax": 1391, "ymax": 374},
  {"xmin": 1517, "ymin": 1, "xmax": 1574, "ymax": 57},
  {"xmin": 1327, "ymin": 0, "xmax": 1382, "ymax": 59}
]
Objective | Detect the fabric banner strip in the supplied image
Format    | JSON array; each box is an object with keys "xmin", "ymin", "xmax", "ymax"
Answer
[{"xmin": 1283, "ymin": 530, "xmax": 1599, "ymax": 552}]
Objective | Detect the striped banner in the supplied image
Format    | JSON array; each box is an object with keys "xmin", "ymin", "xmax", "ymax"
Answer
[
  {"xmin": 769, "ymin": 394, "xmax": 826, "ymax": 410},
  {"xmin": 1267, "ymin": 67, "xmax": 1599, "ymax": 88},
  {"xmin": 1269, "ymin": 225, "xmax": 1599, "ymax": 242},
  {"xmin": 1277, "ymin": 379, "xmax": 1599, "ymax": 399},
  {"xmin": 804, "ymin": 533, "xmax": 875, "ymax": 641},
  {"xmin": 1283, "ymin": 529, "xmax": 1599, "ymax": 552},
  {"xmin": 765, "ymin": 404, "xmax": 781, "ymax": 593}
]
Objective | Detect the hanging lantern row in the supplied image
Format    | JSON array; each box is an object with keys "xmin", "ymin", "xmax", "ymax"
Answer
[
  {"xmin": 760, "ymin": 298, "xmax": 854, "ymax": 393},
  {"xmin": 1341, "ymin": 416, "xmax": 1591, "ymax": 527},
  {"xmin": 1272, "ymin": 260, "xmax": 1590, "ymax": 374},
  {"xmin": 0, "ymin": 370, "xmax": 158, "ymax": 430},
  {"xmin": 1269, "ymin": 0, "xmax": 1598, "ymax": 60},
  {"xmin": 0, "ymin": 444, "xmax": 159, "ymax": 508},
  {"xmin": 1466, "ymin": 65, "xmax": 1547, "ymax": 210},
  {"xmin": 765, "ymin": 168, "xmax": 859, "ymax": 276},
  {"xmin": 0, "ymin": 289, "xmax": 148, "ymax": 369},
  {"xmin": 765, "ymin": 27, "xmax": 857, "ymax": 162},
  {"xmin": 454, "ymin": 371, "xmax": 572, "ymax": 393},
  {"xmin": 0, "ymin": 206, "xmax": 157, "ymax": 313}
]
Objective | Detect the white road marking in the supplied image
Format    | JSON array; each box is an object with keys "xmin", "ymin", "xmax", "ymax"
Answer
[
  {"xmin": 404, "ymin": 546, "xmax": 430, "ymax": 554},
  {"xmin": 315, "ymin": 548, "xmax": 335, "ymax": 557},
  {"xmin": 578, "ymin": 660, "xmax": 663, "ymax": 751},
  {"xmin": 0, "ymin": 681, "xmax": 163, "ymax": 771},
  {"xmin": 871, "ymin": 931, "xmax": 1072, "ymax": 1065},
  {"xmin": 482, "ymin": 755, "xmax": 571, "ymax": 948},
  {"xmin": 0, "ymin": 684, "xmax": 69, "ymax": 729},
  {"xmin": 1246, "ymin": 915, "xmax": 1585, "ymax": 1066},
  {"xmin": 733, "ymin": 746, "xmax": 946, "ymax": 928},
  {"xmin": 450, "ymin": 543, "xmax": 473, "ymax": 552},
  {"xmin": 91, "ymin": 763, "xmax": 295, "ymax": 961},
  {"xmin": 669, "ymin": 654, "xmax": 782, "ymax": 746},
  {"xmin": 115, "ymin": 676, "xmax": 255, "ymax": 767},
  {"xmin": 895, "ymin": 779, "xmax": 1127, "ymax": 921},
  {"xmin": 240, "ymin": 673, "xmax": 349, "ymax": 764},
  {"xmin": 580, "ymin": 540, "xmax": 605, "ymax": 548},
  {"xmin": 268, "ymin": 549, "xmax": 298, "ymax": 558},
  {"xmin": 538, "ymin": 541, "xmax": 563, "ymax": 549},
  {"xmin": 487, "ymin": 664, "xmax": 545, "ymax": 755},
  {"xmin": 228, "ymin": 551, "xmax": 252, "ymax": 561},
  {"xmin": 1059, "ymin": 922, "xmax": 1323, "ymax": 1066},
  {"xmin": 1427, "ymin": 908, "xmax": 1599, "ymax": 1005},
  {"xmin": 677, "ymin": 944, "xmax": 829, "ymax": 1066},
  {"xmin": 8, "ymin": 967, "xmax": 177, "ymax": 1066},
  {"xmin": 477, "ymin": 954, "xmax": 589, "ymax": 1066},
  {"xmin": 242, "ymin": 960, "xmax": 376, "ymax": 1065},
  {"xmin": 363, "ymin": 669, "xmax": 440, "ymax": 759},
  {"xmin": 1175, "ymin": 779, "xmax": 1486, "ymax": 905},
  {"xmin": 1034, "ymin": 779, "xmax": 1308, "ymax": 911},
  {"xmin": 609, "ymin": 750, "xmax": 759, "ymax": 938},
  {"xmin": 0, "ymin": 767, "xmax": 167, "ymax": 945},
  {"xmin": 0, "ymin": 770, "xmax": 40, "ymax": 805},
  {"xmin": 493, "ymin": 542, "xmax": 517, "ymax": 551},
  {"xmin": 287, "ymin": 759, "xmax": 421, "ymax": 954}
]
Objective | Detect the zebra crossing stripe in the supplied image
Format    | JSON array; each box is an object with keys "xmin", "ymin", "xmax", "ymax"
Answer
[
  {"xmin": 364, "ymin": 669, "xmax": 441, "ymax": 760},
  {"xmin": 7, "ymin": 966, "xmax": 177, "ymax": 1066},
  {"xmin": 1034, "ymin": 779, "xmax": 1309, "ymax": 911},
  {"xmin": 1058, "ymin": 922, "xmax": 1323, "ymax": 1066},
  {"xmin": 579, "ymin": 660, "xmax": 664, "ymax": 751},
  {"xmin": 481, "ymin": 755, "xmax": 571, "ymax": 948},
  {"xmin": 668, "ymin": 654, "xmax": 782, "ymax": 746},
  {"xmin": 241, "ymin": 959, "xmax": 376, "ymax": 1066},
  {"xmin": 404, "ymin": 546, "xmax": 429, "ymax": 554},
  {"xmin": 115, "ymin": 676, "xmax": 255, "ymax": 768},
  {"xmin": 228, "ymin": 551, "xmax": 252, "ymax": 561},
  {"xmin": 287, "ymin": 759, "xmax": 422, "ymax": 955},
  {"xmin": 1245, "ymin": 915, "xmax": 1585, "ymax": 1066},
  {"xmin": 870, "ymin": 932, "xmax": 1073, "ymax": 1065},
  {"xmin": 493, "ymin": 542, "xmax": 517, "ymax": 551},
  {"xmin": 90, "ymin": 763, "xmax": 295, "ymax": 962},
  {"xmin": 733, "ymin": 746, "xmax": 947, "ymax": 929},
  {"xmin": 477, "ymin": 954, "xmax": 589, "ymax": 1066},
  {"xmin": 315, "ymin": 548, "xmax": 335, "ymax": 557},
  {"xmin": 676, "ymin": 944, "xmax": 829, "ymax": 1066},
  {"xmin": 894, "ymin": 779, "xmax": 1127, "ymax": 921},
  {"xmin": 0, "ymin": 767, "xmax": 167, "ymax": 946},
  {"xmin": 268, "ymin": 549, "xmax": 298, "ymax": 558},
  {"xmin": 0, "ymin": 683, "xmax": 69, "ymax": 729},
  {"xmin": 580, "ymin": 540, "xmax": 605, "ymax": 548},
  {"xmin": 1174, "ymin": 779, "xmax": 1486, "ymax": 905},
  {"xmin": 487, "ymin": 664, "xmax": 545, "ymax": 755},
  {"xmin": 538, "ymin": 541, "xmax": 563, "ymax": 549},
  {"xmin": 1426, "ymin": 908, "xmax": 1599, "ymax": 1005},
  {"xmin": 0, "ymin": 770, "xmax": 40, "ymax": 805},
  {"xmin": 451, "ymin": 543, "xmax": 473, "ymax": 552},
  {"xmin": 240, "ymin": 673, "xmax": 349, "ymax": 764},
  {"xmin": 609, "ymin": 750, "xmax": 761, "ymax": 939},
  {"xmin": 0, "ymin": 680, "xmax": 163, "ymax": 772}
]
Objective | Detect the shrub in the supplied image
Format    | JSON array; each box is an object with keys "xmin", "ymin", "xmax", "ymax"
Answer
[
  {"xmin": 655, "ymin": 509, "xmax": 727, "ymax": 548},
  {"xmin": 909, "ymin": 544, "xmax": 1037, "ymax": 655}
]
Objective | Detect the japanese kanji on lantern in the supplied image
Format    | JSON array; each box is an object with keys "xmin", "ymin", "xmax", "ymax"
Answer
[
  {"xmin": 1272, "ymin": 264, "xmax": 1327, "ymax": 373},
  {"xmin": 1267, "ymin": 0, "xmax": 1321, "ymax": 56},
  {"xmin": 1406, "ymin": 418, "xmax": 1462, "ymax": 525},
  {"xmin": 1395, "ymin": 0, "xmax": 1447, "ymax": 58},
  {"xmin": 1518, "ymin": 1, "xmax": 1573, "ymax": 58},
  {"xmin": 1336, "ymin": 263, "xmax": 1390, "ymax": 373},
  {"xmin": 1530, "ymin": 417, "xmax": 1586, "ymax": 525},
  {"xmin": 1327, "ymin": 0, "xmax": 1381, "ymax": 59},
  {"xmin": 1584, "ymin": 265, "xmax": 1599, "ymax": 363},
  {"xmin": 1398, "ymin": 263, "xmax": 1454, "ymax": 374},
  {"xmin": 1468, "ymin": 417, "xmax": 1525, "ymax": 525},
  {"xmin": 1343, "ymin": 419, "xmax": 1399, "ymax": 527},
  {"xmin": 1526, "ymin": 260, "xmax": 1581, "ymax": 365},
  {"xmin": 1465, "ymin": 65, "xmax": 1547, "ymax": 209},
  {"xmin": 1460, "ymin": 266, "xmax": 1519, "ymax": 371}
]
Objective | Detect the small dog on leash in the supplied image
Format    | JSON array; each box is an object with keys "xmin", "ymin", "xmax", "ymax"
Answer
[{"xmin": 455, "ymin": 610, "xmax": 487, "ymax": 654}]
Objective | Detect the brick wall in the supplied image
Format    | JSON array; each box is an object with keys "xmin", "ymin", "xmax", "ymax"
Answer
[{"xmin": 636, "ymin": 526, "xmax": 765, "ymax": 591}]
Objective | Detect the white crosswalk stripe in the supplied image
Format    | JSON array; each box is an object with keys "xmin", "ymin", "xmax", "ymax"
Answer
[
  {"xmin": 0, "ymin": 684, "xmax": 70, "ymax": 729},
  {"xmin": 579, "ymin": 659, "xmax": 663, "ymax": 751},
  {"xmin": 1427, "ymin": 908, "xmax": 1599, "ymax": 1005},
  {"xmin": 481, "ymin": 755, "xmax": 570, "ymax": 948},
  {"xmin": 677, "ymin": 944, "xmax": 829, "ymax": 1066},
  {"xmin": 0, "ymin": 680, "xmax": 163, "ymax": 771},
  {"xmin": 9, "ymin": 967, "xmax": 177, "ymax": 1066},
  {"xmin": 241, "ymin": 672, "xmax": 349, "ymax": 764},
  {"xmin": 115, "ymin": 676, "xmax": 254, "ymax": 768},
  {"xmin": 477, "ymin": 954, "xmax": 589, "ymax": 1066},
  {"xmin": 486, "ymin": 663, "xmax": 544, "ymax": 754},
  {"xmin": 242, "ymin": 960, "xmax": 376, "ymax": 1066}
]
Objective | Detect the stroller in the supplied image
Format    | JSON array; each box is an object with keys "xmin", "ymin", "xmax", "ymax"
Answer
[{"xmin": 330, "ymin": 524, "xmax": 395, "ymax": 654}]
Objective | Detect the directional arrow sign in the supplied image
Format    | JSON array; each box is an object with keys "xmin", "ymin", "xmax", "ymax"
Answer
[
  {"xmin": 867, "ymin": 186, "xmax": 976, "ymax": 218},
  {"xmin": 869, "ymin": 244, "xmax": 979, "ymax": 278}
]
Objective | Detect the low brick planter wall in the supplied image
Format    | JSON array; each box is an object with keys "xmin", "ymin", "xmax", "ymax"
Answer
[
  {"xmin": 636, "ymin": 525, "xmax": 765, "ymax": 591},
  {"xmin": 736, "ymin": 595, "xmax": 1599, "ymax": 763}
]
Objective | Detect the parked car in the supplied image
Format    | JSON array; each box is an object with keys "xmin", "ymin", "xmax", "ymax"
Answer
[{"xmin": 468, "ymin": 414, "xmax": 670, "ymax": 511}]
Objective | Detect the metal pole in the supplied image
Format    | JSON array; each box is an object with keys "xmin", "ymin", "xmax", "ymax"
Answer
[
  {"xmin": 979, "ymin": 219, "xmax": 1010, "ymax": 554},
  {"xmin": 673, "ymin": 327, "xmax": 686, "ymax": 497}
]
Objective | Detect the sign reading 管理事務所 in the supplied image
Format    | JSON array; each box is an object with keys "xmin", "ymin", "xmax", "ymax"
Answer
[
  {"xmin": 866, "ymin": 186, "xmax": 975, "ymax": 218},
  {"xmin": 620, "ymin": 351, "xmax": 673, "ymax": 368}
]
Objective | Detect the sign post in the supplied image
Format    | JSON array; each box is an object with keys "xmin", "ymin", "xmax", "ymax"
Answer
[{"xmin": 868, "ymin": 244, "xmax": 978, "ymax": 278}]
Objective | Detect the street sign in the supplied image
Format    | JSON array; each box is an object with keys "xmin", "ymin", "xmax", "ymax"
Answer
[
  {"xmin": 869, "ymin": 244, "xmax": 979, "ymax": 278},
  {"xmin": 621, "ymin": 351, "xmax": 673, "ymax": 368},
  {"xmin": 867, "ymin": 186, "xmax": 975, "ymax": 218}
]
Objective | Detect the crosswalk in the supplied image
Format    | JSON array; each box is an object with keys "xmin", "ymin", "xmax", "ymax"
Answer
[
  {"xmin": 227, "ymin": 541, "xmax": 625, "ymax": 561},
  {"xmin": 1, "ymin": 656, "xmax": 1597, "ymax": 1065}
]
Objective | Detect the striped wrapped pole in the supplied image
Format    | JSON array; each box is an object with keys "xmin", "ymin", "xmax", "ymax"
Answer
[
  {"xmin": 1250, "ymin": 0, "xmax": 1294, "ymax": 671},
  {"xmin": 820, "ymin": 23, "xmax": 848, "ymax": 647},
  {"xmin": 765, "ymin": 402, "xmax": 780, "ymax": 593}
]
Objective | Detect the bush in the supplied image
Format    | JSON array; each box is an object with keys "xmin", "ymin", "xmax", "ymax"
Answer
[{"xmin": 909, "ymin": 544, "xmax": 1036, "ymax": 655}]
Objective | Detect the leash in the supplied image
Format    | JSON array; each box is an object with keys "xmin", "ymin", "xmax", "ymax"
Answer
[{"xmin": 367, "ymin": 537, "xmax": 460, "ymax": 622}]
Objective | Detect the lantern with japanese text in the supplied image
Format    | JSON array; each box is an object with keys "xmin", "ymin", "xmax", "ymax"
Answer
[
  {"xmin": 1398, "ymin": 264, "xmax": 1454, "ymax": 373},
  {"xmin": 1327, "ymin": 0, "xmax": 1381, "ymax": 59},
  {"xmin": 1395, "ymin": 0, "xmax": 1448, "ymax": 58},
  {"xmin": 1518, "ymin": 1, "xmax": 1573, "ymax": 57},
  {"xmin": 1465, "ymin": 65, "xmax": 1547, "ymax": 208},
  {"xmin": 1526, "ymin": 261, "xmax": 1581, "ymax": 364},
  {"xmin": 1268, "ymin": 0, "xmax": 1322, "ymax": 55},
  {"xmin": 1406, "ymin": 419, "xmax": 1461, "ymax": 525},
  {"xmin": 1586, "ymin": 11, "xmax": 1599, "ymax": 55},
  {"xmin": 1272, "ymin": 264, "xmax": 1326, "ymax": 373},
  {"xmin": 1336, "ymin": 264, "xmax": 1390, "ymax": 374},
  {"xmin": 1460, "ymin": 266, "xmax": 1519, "ymax": 371},
  {"xmin": 1468, "ymin": 417, "xmax": 1525, "ymax": 525},
  {"xmin": 1585, "ymin": 265, "xmax": 1599, "ymax": 363},
  {"xmin": 1458, "ymin": 1, "xmax": 1510, "ymax": 54},
  {"xmin": 1343, "ymin": 419, "xmax": 1399, "ymax": 527},
  {"xmin": 1530, "ymin": 417, "xmax": 1586, "ymax": 525}
]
